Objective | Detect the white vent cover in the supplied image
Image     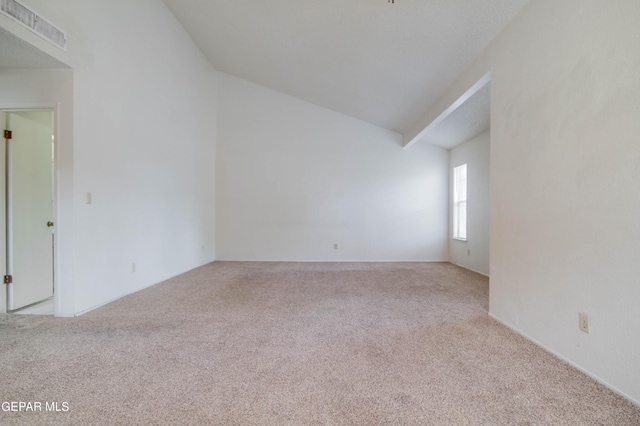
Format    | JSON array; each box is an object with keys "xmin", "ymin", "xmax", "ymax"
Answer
[{"xmin": 1, "ymin": 0, "xmax": 66, "ymax": 50}]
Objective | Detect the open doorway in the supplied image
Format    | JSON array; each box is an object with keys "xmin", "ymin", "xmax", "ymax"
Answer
[
  {"xmin": 2, "ymin": 109, "xmax": 55, "ymax": 314},
  {"xmin": 1, "ymin": 20, "xmax": 71, "ymax": 316},
  {"xmin": 408, "ymin": 74, "xmax": 491, "ymax": 276}
]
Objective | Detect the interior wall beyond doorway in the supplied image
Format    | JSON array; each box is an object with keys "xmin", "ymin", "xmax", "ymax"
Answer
[{"xmin": 449, "ymin": 130, "xmax": 490, "ymax": 276}]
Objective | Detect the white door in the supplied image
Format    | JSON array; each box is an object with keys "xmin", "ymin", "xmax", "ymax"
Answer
[
  {"xmin": 0, "ymin": 111, "xmax": 5, "ymax": 313},
  {"xmin": 5, "ymin": 111, "xmax": 54, "ymax": 311}
]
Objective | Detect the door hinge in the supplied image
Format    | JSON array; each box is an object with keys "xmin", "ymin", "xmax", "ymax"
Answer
[
  {"xmin": 4, "ymin": 275, "xmax": 12, "ymax": 284},
  {"xmin": 3, "ymin": 130, "xmax": 12, "ymax": 139}
]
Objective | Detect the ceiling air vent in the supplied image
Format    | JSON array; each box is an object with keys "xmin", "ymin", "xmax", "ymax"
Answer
[{"xmin": 1, "ymin": 0, "xmax": 66, "ymax": 50}]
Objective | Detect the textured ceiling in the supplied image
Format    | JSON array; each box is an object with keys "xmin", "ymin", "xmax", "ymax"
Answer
[
  {"xmin": 162, "ymin": 0, "xmax": 528, "ymax": 134},
  {"xmin": 0, "ymin": 26, "xmax": 68, "ymax": 69}
]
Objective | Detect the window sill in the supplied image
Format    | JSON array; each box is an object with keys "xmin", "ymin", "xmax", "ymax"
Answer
[{"xmin": 452, "ymin": 238, "xmax": 467, "ymax": 242}]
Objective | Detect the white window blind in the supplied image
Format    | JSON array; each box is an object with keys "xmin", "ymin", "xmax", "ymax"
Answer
[{"xmin": 453, "ymin": 164, "xmax": 467, "ymax": 240}]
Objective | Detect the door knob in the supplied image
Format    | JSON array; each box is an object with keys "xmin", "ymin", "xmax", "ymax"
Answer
[{"xmin": 47, "ymin": 221, "xmax": 54, "ymax": 227}]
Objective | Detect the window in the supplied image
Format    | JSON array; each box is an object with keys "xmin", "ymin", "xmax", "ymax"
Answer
[{"xmin": 453, "ymin": 164, "xmax": 467, "ymax": 240}]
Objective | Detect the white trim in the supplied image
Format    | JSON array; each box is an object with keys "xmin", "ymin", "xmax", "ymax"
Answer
[
  {"xmin": 73, "ymin": 281, "xmax": 162, "ymax": 317},
  {"xmin": 5, "ymin": 111, "xmax": 14, "ymax": 310},
  {"xmin": 71, "ymin": 264, "xmax": 219, "ymax": 316},
  {"xmin": 452, "ymin": 163, "xmax": 467, "ymax": 240},
  {"xmin": 51, "ymin": 102, "xmax": 63, "ymax": 317},
  {"xmin": 489, "ymin": 313, "xmax": 640, "ymax": 408},
  {"xmin": 0, "ymin": 102, "xmax": 58, "ymax": 110},
  {"xmin": 213, "ymin": 259, "xmax": 450, "ymax": 263},
  {"xmin": 450, "ymin": 262, "xmax": 489, "ymax": 278}
]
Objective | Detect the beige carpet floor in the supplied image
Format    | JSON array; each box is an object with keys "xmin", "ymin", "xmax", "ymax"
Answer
[{"xmin": 1, "ymin": 262, "xmax": 639, "ymax": 425}]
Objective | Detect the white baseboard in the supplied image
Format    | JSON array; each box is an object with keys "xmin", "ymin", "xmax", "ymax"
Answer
[
  {"xmin": 215, "ymin": 259, "xmax": 449, "ymax": 263},
  {"xmin": 488, "ymin": 313, "xmax": 640, "ymax": 408},
  {"xmin": 69, "ymin": 261, "xmax": 216, "ymax": 317},
  {"xmin": 71, "ymin": 283, "xmax": 159, "ymax": 317},
  {"xmin": 449, "ymin": 261, "xmax": 489, "ymax": 277}
]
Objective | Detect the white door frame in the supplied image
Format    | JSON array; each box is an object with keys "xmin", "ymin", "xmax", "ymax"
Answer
[{"xmin": 1, "ymin": 103, "xmax": 60, "ymax": 315}]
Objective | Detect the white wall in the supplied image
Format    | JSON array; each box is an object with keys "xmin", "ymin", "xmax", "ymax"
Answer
[
  {"xmin": 217, "ymin": 73, "xmax": 449, "ymax": 261},
  {"xmin": 450, "ymin": 130, "xmax": 490, "ymax": 276},
  {"xmin": 70, "ymin": 1, "xmax": 218, "ymax": 314},
  {"xmin": 1, "ymin": 0, "xmax": 218, "ymax": 315},
  {"xmin": 490, "ymin": 0, "xmax": 640, "ymax": 404}
]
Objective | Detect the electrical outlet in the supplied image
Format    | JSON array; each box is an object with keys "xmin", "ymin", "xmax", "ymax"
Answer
[
  {"xmin": 202, "ymin": 245, "xmax": 205, "ymax": 252},
  {"xmin": 467, "ymin": 249, "xmax": 471, "ymax": 256},
  {"xmin": 579, "ymin": 312, "xmax": 590, "ymax": 333},
  {"xmin": 132, "ymin": 263, "xmax": 136, "ymax": 273},
  {"xmin": 86, "ymin": 192, "xmax": 93, "ymax": 204},
  {"xmin": 333, "ymin": 243, "xmax": 338, "ymax": 250}
]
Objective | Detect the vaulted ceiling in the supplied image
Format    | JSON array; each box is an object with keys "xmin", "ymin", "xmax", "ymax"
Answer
[
  {"xmin": 1, "ymin": 1, "xmax": 529, "ymax": 146},
  {"xmin": 162, "ymin": 0, "xmax": 529, "ymax": 138}
]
